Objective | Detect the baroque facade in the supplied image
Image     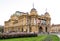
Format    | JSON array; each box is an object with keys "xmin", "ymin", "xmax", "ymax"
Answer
[{"xmin": 4, "ymin": 8, "xmax": 51, "ymax": 33}]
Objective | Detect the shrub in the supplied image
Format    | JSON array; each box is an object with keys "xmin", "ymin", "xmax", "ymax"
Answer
[{"xmin": 0, "ymin": 32, "xmax": 37, "ymax": 39}]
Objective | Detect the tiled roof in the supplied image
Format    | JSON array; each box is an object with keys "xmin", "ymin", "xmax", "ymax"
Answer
[{"xmin": 52, "ymin": 24, "xmax": 60, "ymax": 27}]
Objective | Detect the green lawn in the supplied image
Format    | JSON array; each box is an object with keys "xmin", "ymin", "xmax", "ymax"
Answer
[
  {"xmin": 0, "ymin": 35, "xmax": 59, "ymax": 41},
  {"xmin": 43, "ymin": 35, "xmax": 59, "ymax": 41},
  {"xmin": 50, "ymin": 35, "xmax": 60, "ymax": 41}
]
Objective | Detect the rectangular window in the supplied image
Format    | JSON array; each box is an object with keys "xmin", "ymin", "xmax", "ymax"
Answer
[{"xmin": 34, "ymin": 18, "xmax": 36, "ymax": 25}]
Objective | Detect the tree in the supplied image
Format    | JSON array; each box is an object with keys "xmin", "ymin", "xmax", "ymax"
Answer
[{"xmin": 0, "ymin": 25, "xmax": 4, "ymax": 33}]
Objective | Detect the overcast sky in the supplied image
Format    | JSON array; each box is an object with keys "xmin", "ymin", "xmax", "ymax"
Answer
[{"xmin": 0, "ymin": 0, "xmax": 60, "ymax": 25}]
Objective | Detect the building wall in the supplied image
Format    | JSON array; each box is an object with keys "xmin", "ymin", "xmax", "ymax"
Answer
[
  {"xmin": 4, "ymin": 8, "xmax": 51, "ymax": 33},
  {"xmin": 50, "ymin": 24, "xmax": 60, "ymax": 33}
]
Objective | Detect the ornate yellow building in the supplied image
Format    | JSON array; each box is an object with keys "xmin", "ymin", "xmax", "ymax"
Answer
[{"xmin": 4, "ymin": 8, "xmax": 51, "ymax": 33}]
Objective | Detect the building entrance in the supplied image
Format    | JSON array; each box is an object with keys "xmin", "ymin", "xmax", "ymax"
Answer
[
  {"xmin": 45, "ymin": 27, "xmax": 47, "ymax": 32},
  {"xmin": 39, "ymin": 26, "xmax": 43, "ymax": 33}
]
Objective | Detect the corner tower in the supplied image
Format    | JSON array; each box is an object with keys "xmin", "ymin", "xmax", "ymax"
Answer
[
  {"xmin": 29, "ymin": 4, "xmax": 38, "ymax": 33},
  {"xmin": 44, "ymin": 11, "xmax": 51, "ymax": 33}
]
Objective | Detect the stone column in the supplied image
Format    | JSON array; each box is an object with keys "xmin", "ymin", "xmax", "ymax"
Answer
[{"xmin": 27, "ymin": 26, "xmax": 30, "ymax": 33}]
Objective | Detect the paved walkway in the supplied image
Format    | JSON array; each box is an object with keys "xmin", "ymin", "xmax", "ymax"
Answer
[
  {"xmin": 50, "ymin": 33, "xmax": 60, "ymax": 38},
  {"xmin": 56, "ymin": 34, "xmax": 60, "ymax": 38},
  {"xmin": 38, "ymin": 32, "xmax": 60, "ymax": 38}
]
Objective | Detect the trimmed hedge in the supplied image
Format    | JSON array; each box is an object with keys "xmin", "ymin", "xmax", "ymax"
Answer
[{"xmin": 0, "ymin": 32, "xmax": 37, "ymax": 39}]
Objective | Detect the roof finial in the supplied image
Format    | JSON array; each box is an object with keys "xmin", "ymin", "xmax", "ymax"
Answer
[
  {"xmin": 45, "ymin": 8, "xmax": 47, "ymax": 12},
  {"xmin": 33, "ymin": 3, "xmax": 34, "ymax": 8}
]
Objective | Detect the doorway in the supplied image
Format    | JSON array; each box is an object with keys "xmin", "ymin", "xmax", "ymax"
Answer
[
  {"xmin": 39, "ymin": 26, "xmax": 43, "ymax": 33},
  {"xmin": 45, "ymin": 27, "xmax": 47, "ymax": 32}
]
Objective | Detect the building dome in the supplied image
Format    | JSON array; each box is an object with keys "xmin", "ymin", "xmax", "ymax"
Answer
[
  {"xmin": 44, "ymin": 12, "xmax": 51, "ymax": 20},
  {"xmin": 30, "ymin": 8, "xmax": 37, "ymax": 12},
  {"xmin": 45, "ymin": 12, "xmax": 50, "ymax": 16},
  {"xmin": 31, "ymin": 8, "xmax": 36, "ymax": 10},
  {"xmin": 30, "ymin": 8, "xmax": 38, "ymax": 15}
]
